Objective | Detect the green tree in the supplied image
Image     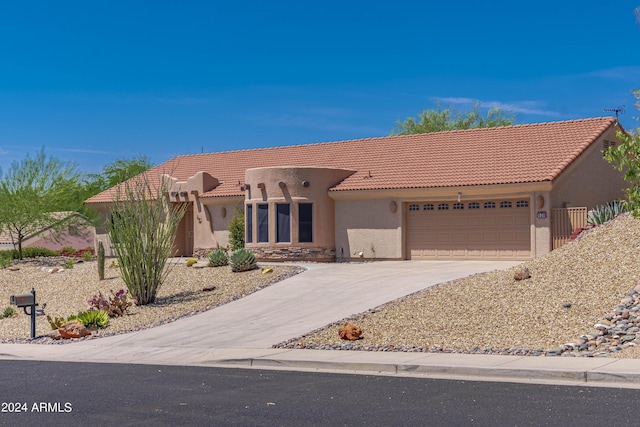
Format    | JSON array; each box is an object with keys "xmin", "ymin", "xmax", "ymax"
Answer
[
  {"xmin": 109, "ymin": 173, "xmax": 187, "ymax": 305},
  {"xmin": 604, "ymin": 89, "xmax": 640, "ymax": 217},
  {"xmin": 84, "ymin": 155, "xmax": 153, "ymax": 195},
  {"xmin": 0, "ymin": 149, "xmax": 83, "ymax": 259},
  {"xmin": 227, "ymin": 206, "xmax": 245, "ymax": 251},
  {"xmin": 391, "ymin": 103, "xmax": 515, "ymax": 135}
]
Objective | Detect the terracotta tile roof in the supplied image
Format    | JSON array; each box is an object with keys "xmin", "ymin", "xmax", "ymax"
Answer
[{"xmin": 85, "ymin": 117, "xmax": 618, "ymax": 203}]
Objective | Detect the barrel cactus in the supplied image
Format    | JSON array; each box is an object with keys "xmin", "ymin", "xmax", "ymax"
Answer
[
  {"xmin": 208, "ymin": 249, "xmax": 229, "ymax": 267},
  {"xmin": 229, "ymin": 248, "xmax": 257, "ymax": 272}
]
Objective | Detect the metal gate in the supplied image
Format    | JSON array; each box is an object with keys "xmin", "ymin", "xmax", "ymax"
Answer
[{"xmin": 551, "ymin": 207, "xmax": 587, "ymax": 249}]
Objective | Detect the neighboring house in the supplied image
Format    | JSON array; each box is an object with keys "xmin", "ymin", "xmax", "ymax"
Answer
[
  {"xmin": 0, "ymin": 212, "xmax": 95, "ymax": 251},
  {"xmin": 85, "ymin": 117, "xmax": 626, "ymax": 261}
]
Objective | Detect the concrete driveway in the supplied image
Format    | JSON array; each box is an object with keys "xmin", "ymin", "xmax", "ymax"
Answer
[{"xmin": 79, "ymin": 260, "xmax": 521, "ymax": 350}]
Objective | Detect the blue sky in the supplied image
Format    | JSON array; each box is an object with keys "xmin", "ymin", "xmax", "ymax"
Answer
[{"xmin": 1, "ymin": 1, "xmax": 639, "ymax": 174}]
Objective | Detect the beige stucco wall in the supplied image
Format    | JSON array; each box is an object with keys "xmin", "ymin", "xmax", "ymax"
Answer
[
  {"xmin": 532, "ymin": 191, "xmax": 551, "ymax": 257},
  {"xmin": 550, "ymin": 128, "xmax": 626, "ymax": 209},
  {"xmin": 199, "ymin": 199, "xmax": 244, "ymax": 250},
  {"xmin": 243, "ymin": 166, "xmax": 355, "ymax": 260},
  {"xmin": 334, "ymin": 198, "xmax": 402, "ymax": 260}
]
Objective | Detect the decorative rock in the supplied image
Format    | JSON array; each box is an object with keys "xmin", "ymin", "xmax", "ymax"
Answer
[
  {"xmin": 58, "ymin": 320, "xmax": 91, "ymax": 339},
  {"xmin": 338, "ymin": 323, "xmax": 363, "ymax": 341},
  {"xmin": 513, "ymin": 268, "xmax": 531, "ymax": 281}
]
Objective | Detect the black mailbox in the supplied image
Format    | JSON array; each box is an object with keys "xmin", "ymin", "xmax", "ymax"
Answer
[{"xmin": 10, "ymin": 293, "xmax": 35, "ymax": 307}]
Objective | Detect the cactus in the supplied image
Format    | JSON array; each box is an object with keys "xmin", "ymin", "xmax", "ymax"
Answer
[
  {"xmin": 208, "ymin": 249, "xmax": 229, "ymax": 267},
  {"xmin": 229, "ymin": 248, "xmax": 257, "ymax": 272},
  {"xmin": 98, "ymin": 241, "xmax": 105, "ymax": 280}
]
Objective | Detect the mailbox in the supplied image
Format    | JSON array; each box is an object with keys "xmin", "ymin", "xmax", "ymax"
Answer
[{"xmin": 10, "ymin": 293, "xmax": 35, "ymax": 307}]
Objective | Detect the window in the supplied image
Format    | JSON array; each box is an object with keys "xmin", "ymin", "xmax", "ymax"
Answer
[
  {"xmin": 468, "ymin": 202, "xmax": 480, "ymax": 209},
  {"xmin": 408, "ymin": 204, "xmax": 419, "ymax": 211},
  {"xmin": 438, "ymin": 203, "xmax": 449, "ymax": 210},
  {"xmin": 516, "ymin": 200, "xmax": 529, "ymax": 208},
  {"xmin": 257, "ymin": 204, "xmax": 269, "ymax": 243},
  {"xmin": 453, "ymin": 202, "xmax": 464, "ymax": 210},
  {"xmin": 500, "ymin": 201, "xmax": 512, "ymax": 208},
  {"xmin": 246, "ymin": 205, "xmax": 253, "ymax": 243},
  {"xmin": 276, "ymin": 204, "xmax": 291, "ymax": 243},
  {"xmin": 298, "ymin": 203, "xmax": 313, "ymax": 243},
  {"xmin": 423, "ymin": 204, "xmax": 434, "ymax": 211},
  {"xmin": 484, "ymin": 201, "xmax": 496, "ymax": 209}
]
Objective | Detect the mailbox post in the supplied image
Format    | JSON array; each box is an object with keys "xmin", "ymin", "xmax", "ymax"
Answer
[{"xmin": 9, "ymin": 288, "xmax": 38, "ymax": 339}]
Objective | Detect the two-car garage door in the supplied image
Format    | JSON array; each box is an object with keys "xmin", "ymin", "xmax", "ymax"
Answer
[{"xmin": 406, "ymin": 199, "xmax": 531, "ymax": 260}]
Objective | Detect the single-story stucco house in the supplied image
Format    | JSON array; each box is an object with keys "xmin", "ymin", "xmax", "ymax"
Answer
[
  {"xmin": 0, "ymin": 212, "xmax": 95, "ymax": 252},
  {"xmin": 85, "ymin": 117, "xmax": 626, "ymax": 262}
]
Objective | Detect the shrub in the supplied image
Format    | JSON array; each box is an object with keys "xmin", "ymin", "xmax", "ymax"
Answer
[
  {"xmin": 109, "ymin": 173, "xmax": 187, "ymax": 304},
  {"xmin": 82, "ymin": 251, "xmax": 93, "ymax": 262},
  {"xmin": 21, "ymin": 247, "xmax": 58, "ymax": 258},
  {"xmin": 208, "ymin": 249, "xmax": 229, "ymax": 267},
  {"xmin": 587, "ymin": 201, "xmax": 627, "ymax": 225},
  {"xmin": 76, "ymin": 310, "xmax": 110, "ymax": 329},
  {"xmin": 186, "ymin": 258, "xmax": 197, "ymax": 267},
  {"xmin": 229, "ymin": 248, "xmax": 257, "ymax": 272},
  {"xmin": 0, "ymin": 253, "xmax": 11, "ymax": 269},
  {"xmin": 227, "ymin": 207, "xmax": 245, "ymax": 251},
  {"xmin": 87, "ymin": 289, "xmax": 134, "ymax": 317},
  {"xmin": 64, "ymin": 259, "xmax": 74, "ymax": 269},
  {"xmin": 60, "ymin": 246, "xmax": 76, "ymax": 255},
  {"xmin": 1, "ymin": 306, "xmax": 16, "ymax": 319}
]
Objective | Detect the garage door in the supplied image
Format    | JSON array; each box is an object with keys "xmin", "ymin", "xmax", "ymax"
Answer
[{"xmin": 406, "ymin": 199, "xmax": 531, "ymax": 260}]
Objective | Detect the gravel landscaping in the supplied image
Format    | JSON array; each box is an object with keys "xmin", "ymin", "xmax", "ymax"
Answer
[
  {"xmin": 275, "ymin": 214, "xmax": 640, "ymax": 358},
  {"xmin": 3, "ymin": 215, "xmax": 640, "ymax": 358},
  {"xmin": 0, "ymin": 260, "xmax": 302, "ymax": 343}
]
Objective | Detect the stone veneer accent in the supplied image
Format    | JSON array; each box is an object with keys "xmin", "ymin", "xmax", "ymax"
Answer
[
  {"xmin": 193, "ymin": 247, "xmax": 216, "ymax": 259},
  {"xmin": 251, "ymin": 246, "xmax": 336, "ymax": 262},
  {"xmin": 193, "ymin": 246, "xmax": 336, "ymax": 262}
]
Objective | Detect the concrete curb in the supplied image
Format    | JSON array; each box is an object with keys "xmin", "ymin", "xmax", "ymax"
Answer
[{"xmin": 2, "ymin": 344, "xmax": 640, "ymax": 388}]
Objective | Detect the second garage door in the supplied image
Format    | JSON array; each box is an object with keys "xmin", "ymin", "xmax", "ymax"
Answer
[{"xmin": 406, "ymin": 199, "xmax": 531, "ymax": 260}]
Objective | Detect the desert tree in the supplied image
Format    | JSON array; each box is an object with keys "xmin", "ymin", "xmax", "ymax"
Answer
[
  {"xmin": 0, "ymin": 148, "xmax": 83, "ymax": 259},
  {"xmin": 605, "ymin": 89, "xmax": 640, "ymax": 217},
  {"xmin": 391, "ymin": 103, "xmax": 515, "ymax": 135}
]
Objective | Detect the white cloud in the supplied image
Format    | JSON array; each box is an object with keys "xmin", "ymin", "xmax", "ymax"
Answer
[
  {"xmin": 435, "ymin": 97, "xmax": 563, "ymax": 117},
  {"xmin": 587, "ymin": 66, "xmax": 640, "ymax": 81}
]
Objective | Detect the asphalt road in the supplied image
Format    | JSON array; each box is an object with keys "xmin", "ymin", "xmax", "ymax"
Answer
[{"xmin": 1, "ymin": 361, "xmax": 638, "ymax": 426}]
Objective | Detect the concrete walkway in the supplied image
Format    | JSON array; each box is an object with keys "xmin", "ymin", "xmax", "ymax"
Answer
[{"xmin": 3, "ymin": 260, "xmax": 640, "ymax": 388}]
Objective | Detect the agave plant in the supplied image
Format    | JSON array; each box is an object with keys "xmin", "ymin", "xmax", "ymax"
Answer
[
  {"xmin": 587, "ymin": 200, "xmax": 627, "ymax": 225},
  {"xmin": 208, "ymin": 249, "xmax": 229, "ymax": 267},
  {"xmin": 229, "ymin": 248, "xmax": 257, "ymax": 272},
  {"xmin": 77, "ymin": 310, "xmax": 110, "ymax": 329}
]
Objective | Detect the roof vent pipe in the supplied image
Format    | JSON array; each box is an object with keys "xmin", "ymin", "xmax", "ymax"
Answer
[
  {"xmin": 278, "ymin": 181, "xmax": 286, "ymax": 188},
  {"xmin": 302, "ymin": 180, "xmax": 310, "ymax": 188}
]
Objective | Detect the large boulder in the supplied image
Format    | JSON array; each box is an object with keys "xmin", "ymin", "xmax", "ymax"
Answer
[
  {"xmin": 338, "ymin": 323, "xmax": 363, "ymax": 341},
  {"xmin": 58, "ymin": 320, "xmax": 91, "ymax": 339}
]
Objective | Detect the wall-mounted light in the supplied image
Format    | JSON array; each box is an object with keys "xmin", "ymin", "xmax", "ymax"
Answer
[
  {"xmin": 389, "ymin": 201, "xmax": 398, "ymax": 213},
  {"xmin": 457, "ymin": 192, "xmax": 462, "ymax": 203},
  {"xmin": 221, "ymin": 207, "xmax": 227, "ymax": 218},
  {"xmin": 536, "ymin": 195, "xmax": 545, "ymax": 209}
]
